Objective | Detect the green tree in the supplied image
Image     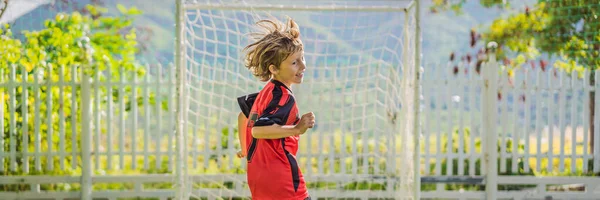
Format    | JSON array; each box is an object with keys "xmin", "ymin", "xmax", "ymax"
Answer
[
  {"xmin": 0, "ymin": 3, "xmax": 157, "ymax": 183},
  {"xmin": 432, "ymin": 0, "xmax": 599, "ymax": 156}
]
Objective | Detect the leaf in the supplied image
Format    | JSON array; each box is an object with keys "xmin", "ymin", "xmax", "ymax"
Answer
[
  {"xmin": 117, "ymin": 4, "xmax": 128, "ymax": 14},
  {"xmin": 125, "ymin": 29, "xmax": 137, "ymax": 40},
  {"xmin": 127, "ymin": 7, "xmax": 143, "ymax": 15},
  {"xmin": 55, "ymin": 13, "xmax": 66, "ymax": 22},
  {"xmin": 71, "ymin": 12, "xmax": 83, "ymax": 24}
]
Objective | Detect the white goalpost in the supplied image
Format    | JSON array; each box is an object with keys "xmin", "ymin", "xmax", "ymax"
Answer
[{"xmin": 175, "ymin": 0, "xmax": 421, "ymax": 199}]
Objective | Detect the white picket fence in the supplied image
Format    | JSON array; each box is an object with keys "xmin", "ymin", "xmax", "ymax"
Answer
[
  {"xmin": 0, "ymin": 63, "xmax": 180, "ymax": 200},
  {"xmin": 1, "ymin": 50, "xmax": 599, "ymax": 200},
  {"xmin": 420, "ymin": 49, "xmax": 600, "ymax": 199}
]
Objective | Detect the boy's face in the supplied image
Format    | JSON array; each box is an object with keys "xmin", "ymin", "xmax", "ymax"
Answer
[{"xmin": 272, "ymin": 50, "xmax": 305, "ymax": 87}]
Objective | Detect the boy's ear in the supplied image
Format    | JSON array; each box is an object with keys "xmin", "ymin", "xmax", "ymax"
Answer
[{"xmin": 268, "ymin": 64, "xmax": 278, "ymax": 75}]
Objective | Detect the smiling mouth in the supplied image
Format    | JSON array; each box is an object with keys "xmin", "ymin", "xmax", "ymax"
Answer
[{"xmin": 296, "ymin": 73, "xmax": 304, "ymax": 78}]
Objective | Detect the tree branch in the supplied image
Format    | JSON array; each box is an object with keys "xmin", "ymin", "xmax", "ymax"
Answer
[{"xmin": 0, "ymin": 0, "xmax": 9, "ymax": 22}]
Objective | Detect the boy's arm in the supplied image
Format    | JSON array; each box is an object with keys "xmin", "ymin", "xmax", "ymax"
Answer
[
  {"xmin": 251, "ymin": 124, "xmax": 301, "ymax": 139},
  {"xmin": 237, "ymin": 112, "xmax": 247, "ymax": 157},
  {"xmin": 236, "ymin": 93, "xmax": 257, "ymax": 158},
  {"xmin": 252, "ymin": 112, "xmax": 314, "ymax": 139}
]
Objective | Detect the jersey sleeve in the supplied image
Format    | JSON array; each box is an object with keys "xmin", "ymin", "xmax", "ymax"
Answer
[
  {"xmin": 254, "ymin": 87, "xmax": 294, "ymax": 127},
  {"xmin": 237, "ymin": 92, "xmax": 259, "ymax": 118}
]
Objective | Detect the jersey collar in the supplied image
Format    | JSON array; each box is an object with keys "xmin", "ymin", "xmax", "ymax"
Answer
[{"xmin": 270, "ymin": 79, "xmax": 293, "ymax": 93}]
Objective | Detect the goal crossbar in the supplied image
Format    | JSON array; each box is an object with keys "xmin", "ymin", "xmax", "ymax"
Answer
[{"xmin": 183, "ymin": 1, "xmax": 415, "ymax": 12}]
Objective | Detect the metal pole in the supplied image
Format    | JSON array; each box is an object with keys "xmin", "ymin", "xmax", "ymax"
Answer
[
  {"xmin": 412, "ymin": 0, "xmax": 422, "ymax": 199},
  {"xmin": 175, "ymin": 0, "xmax": 188, "ymax": 199},
  {"xmin": 184, "ymin": 3, "xmax": 412, "ymax": 12}
]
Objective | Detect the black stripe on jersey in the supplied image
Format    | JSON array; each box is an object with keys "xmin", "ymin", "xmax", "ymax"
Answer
[
  {"xmin": 254, "ymin": 85, "xmax": 293, "ymax": 127},
  {"xmin": 246, "ymin": 112, "xmax": 259, "ymax": 162},
  {"xmin": 246, "ymin": 138, "xmax": 258, "ymax": 162},
  {"xmin": 281, "ymin": 139, "xmax": 300, "ymax": 192},
  {"xmin": 280, "ymin": 93, "xmax": 294, "ymax": 125},
  {"xmin": 237, "ymin": 92, "xmax": 258, "ymax": 118}
]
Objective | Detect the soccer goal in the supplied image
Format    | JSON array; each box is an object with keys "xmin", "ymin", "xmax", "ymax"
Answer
[{"xmin": 174, "ymin": 0, "xmax": 422, "ymax": 199}]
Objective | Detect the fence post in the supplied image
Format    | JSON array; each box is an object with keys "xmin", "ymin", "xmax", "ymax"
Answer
[
  {"xmin": 594, "ymin": 70, "xmax": 600, "ymax": 173},
  {"xmin": 81, "ymin": 73, "xmax": 93, "ymax": 200},
  {"xmin": 482, "ymin": 42, "xmax": 499, "ymax": 200}
]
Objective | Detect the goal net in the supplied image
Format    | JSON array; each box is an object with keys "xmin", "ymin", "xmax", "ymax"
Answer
[{"xmin": 176, "ymin": 0, "xmax": 421, "ymax": 199}]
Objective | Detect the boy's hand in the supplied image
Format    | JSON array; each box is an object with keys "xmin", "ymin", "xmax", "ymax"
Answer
[
  {"xmin": 237, "ymin": 150, "xmax": 246, "ymax": 158},
  {"xmin": 296, "ymin": 112, "xmax": 315, "ymax": 134}
]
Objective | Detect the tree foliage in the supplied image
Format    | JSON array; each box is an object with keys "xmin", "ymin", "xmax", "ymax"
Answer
[
  {"xmin": 433, "ymin": 0, "xmax": 600, "ymax": 76},
  {"xmin": 0, "ymin": 4, "xmax": 157, "ymax": 181}
]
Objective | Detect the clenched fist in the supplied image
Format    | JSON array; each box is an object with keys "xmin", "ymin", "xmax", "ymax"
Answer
[
  {"xmin": 295, "ymin": 112, "xmax": 315, "ymax": 135},
  {"xmin": 236, "ymin": 150, "xmax": 246, "ymax": 158}
]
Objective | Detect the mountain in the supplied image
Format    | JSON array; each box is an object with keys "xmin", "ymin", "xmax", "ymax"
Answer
[{"xmin": 6, "ymin": 0, "xmax": 537, "ymax": 67}]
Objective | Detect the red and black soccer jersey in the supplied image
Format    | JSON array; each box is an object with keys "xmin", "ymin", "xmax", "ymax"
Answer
[{"xmin": 237, "ymin": 79, "xmax": 308, "ymax": 200}]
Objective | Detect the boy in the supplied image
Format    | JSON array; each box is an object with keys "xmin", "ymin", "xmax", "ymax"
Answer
[{"xmin": 236, "ymin": 17, "xmax": 315, "ymax": 200}]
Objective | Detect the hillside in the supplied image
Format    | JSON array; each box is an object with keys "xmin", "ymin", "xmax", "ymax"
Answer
[{"xmin": 6, "ymin": 0, "xmax": 536, "ymax": 67}]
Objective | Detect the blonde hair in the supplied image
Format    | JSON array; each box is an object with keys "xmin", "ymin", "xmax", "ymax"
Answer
[{"xmin": 243, "ymin": 17, "xmax": 303, "ymax": 81}]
